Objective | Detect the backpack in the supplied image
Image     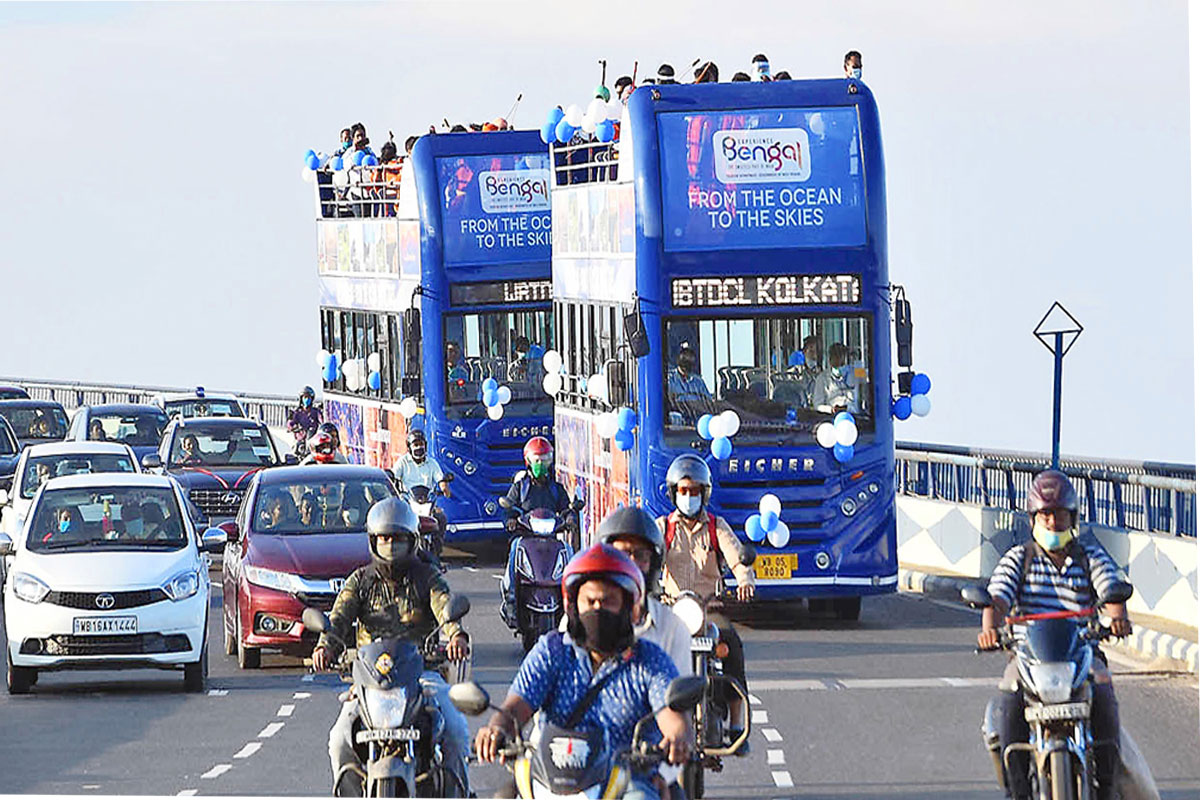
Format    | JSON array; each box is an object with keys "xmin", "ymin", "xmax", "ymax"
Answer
[{"xmin": 665, "ymin": 512, "xmax": 720, "ymax": 554}]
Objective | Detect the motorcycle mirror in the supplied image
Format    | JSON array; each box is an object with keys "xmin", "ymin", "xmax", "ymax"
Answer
[
  {"xmin": 961, "ymin": 585, "xmax": 993, "ymax": 610},
  {"xmin": 571, "ymin": 497, "xmax": 585, "ymax": 512},
  {"xmin": 448, "ymin": 682, "xmax": 491, "ymax": 717},
  {"xmin": 301, "ymin": 607, "xmax": 332, "ymax": 634},
  {"xmin": 738, "ymin": 543, "xmax": 757, "ymax": 567},
  {"xmin": 1100, "ymin": 581, "xmax": 1134, "ymax": 605},
  {"xmin": 664, "ymin": 675, "xmax": 707, "ymax": 712},
  {"xmin": 498, "ymin": 496, "xmax": 512, "ymax": 509},
  {"xmin": 446, "ymin": 594, "xmax": 471, "ymax": 623}
]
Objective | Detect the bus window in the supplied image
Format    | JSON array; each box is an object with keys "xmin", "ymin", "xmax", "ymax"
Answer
[{"xmin": 443, "ymin": 310, "xmax": 554, "ymax": 411}]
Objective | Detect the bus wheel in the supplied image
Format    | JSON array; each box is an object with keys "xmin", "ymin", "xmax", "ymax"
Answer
[{"xmin": 833, "ymin": 597, "xmax": 862, "ymax": 621}]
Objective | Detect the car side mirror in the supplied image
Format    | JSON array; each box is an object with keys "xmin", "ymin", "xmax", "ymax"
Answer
[
  {"xmin": 664, "ymin": 675, "xmax": 706, "ymax": 712},
  {"xmin": 0, "ymin": 488, "xmax": 9, "ymax": 506},
  {"xmin": 302, "ymin": 607, "xmax": 332, "ymax": 634},
  {"xmin": 961, "ymin": 585, "xmax": 992, "ymax": 610},
  {"xmin": 1100, "ymin": 581, "xmax": 1134, "ymax": 605},
  {"xmin": 0, "ymin": 533, "xmax": 12, "ymax": 557},
  {"xmin": 446, "ymin": 594, "xmax": 471, "ymax": 624},
  {"xmin": 141, "ymin": 453, "xmax": 162, "ymax": 470},
  {"xmin": 219, "ymin": 521, "xmax": 240, "ymax": 544},
  {"xmin": 448, "ymin": 682, "xmax": 491, "ymax": 717},
  {"xmin": 201, "ymin": 527, "xmax": 228, "ymax": 553}
]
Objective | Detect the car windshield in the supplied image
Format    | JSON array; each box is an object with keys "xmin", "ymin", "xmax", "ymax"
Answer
[
  {"xmin": 22, "ymin": 454, "xmax": 137, "ymax": 499},
  {"xmin": 664, "ymin": 314, "xmax": 874, "ymax": 434},
  {"xmin": 164, "ymin": 399, "xmax": 244, "ymax": 418},
  {"xmin": 443, "ymin": 308, "xmax": 555, "ymax": 411},
  {"xmin": 3, "ymin": 407, "xmax": 69, "ymax": 440},
  {"xmin": 253, "ymin": 478, "xmax": 395, "ymax": 535},
  {"xmin": 88, "ymin": 411, "xmax": 170, "ymax": 446},
  {"xmin": 169, "ymin": 425, "xmax": 277, "ymax": 468},
  {"xmin": 28, "ymin": 486, "xmax": 187, "ymax": 552},
  {"xmin": 0, "ymin": 389, "xmax": 28, "ymax": 400}
]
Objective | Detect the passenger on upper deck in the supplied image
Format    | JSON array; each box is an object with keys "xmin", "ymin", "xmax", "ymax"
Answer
[
  {"xmin": 693, "ymin": 61, "xmax": 719, "ymax": 83},
  {"xmin": 731, "ymin": 71, "xmax": 751, "ymax": 82},
  {"xmin": 844, "ymin": 50, "xmax": 863, "ymax": 80},
  {"xmin": 810, "ymin": 343, "xmax": 857, "ymax": 414},
  {"xmin": 751, "ymin": 53, "xmax": 771, "ymax": 81},
  {"xmin": 656, "ymin": 63, "xmax": 677, "ymax": 84},
  {"xmin": 615, "ymin": 75, "xmax": 634, "ymax": 102},
  {"xmin": 333, "ymin": 127, "xmax": 352, "ymax": 157}
]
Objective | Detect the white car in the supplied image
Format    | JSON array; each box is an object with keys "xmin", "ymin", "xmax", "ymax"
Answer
[
  {"xmin": 153, "ymin": 388, "xmax": 245, "ymax": 420},
  {"xmin": 0, "ymin": 472, "xmax": 225, "ymax": 693}
]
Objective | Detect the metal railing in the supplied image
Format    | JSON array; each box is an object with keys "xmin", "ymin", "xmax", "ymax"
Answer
[
  {"xmin": 312, "ymin": 165, "xmax": 403, "ymax": 219},
  {"xmin": 895, "ymin": 442, "xmax": 1197, "ymax": 538},
  {"xmin": 551, "ymin": 140, "xmax": 621, "ymax": 185}
]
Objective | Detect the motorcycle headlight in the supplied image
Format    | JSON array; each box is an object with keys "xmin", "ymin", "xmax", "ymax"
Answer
[
  {"xmin": 529, "ymin": 516, "xmax": 556, "ymax": 536},
  {"xmin": 1028, "ymin": 663, "xmax": 1076, "ymax": 704},
  {"xmin": 364, "ymin": 685, "xmax": 409, "ymax": 729},
  {"xmin": 245, "ymin": 565, "xmax": 303, "ymax": 594},
  {"xmin": 514, "ymin": 545, "xmax": 534, "ymax": 580},
  {"xmin": 13, "ymin": 572, "xmax": 50, "ymax": 604},
  {"xmin": 163, "ymin": 569, "xmax": 202, "ymax": 601},
  {"xmin": 673, "ymin": 595, "xmax": 705, "ymax": 636}
]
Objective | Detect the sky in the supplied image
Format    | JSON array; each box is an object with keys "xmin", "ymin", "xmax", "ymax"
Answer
[{"xmin": 0, "ymin": 1, "xmax": 1192, "ymax": 464}]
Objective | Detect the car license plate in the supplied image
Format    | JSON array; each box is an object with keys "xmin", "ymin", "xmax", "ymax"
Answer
[
  {"xmin": 690, "ymin": 637, "xmax": 715, "ymax": 652},
  {"xmin": 73, "ymin": 616, "xmax": 137, "ymax": 635},
  {"xmin": 1025, "ymin": 702, "xmax": 1090, "ymax": 723},
  {"xmin": 356, "ymin": 728, "xmax": 421, "ymax": 743},
  {"xmin": 754, "ymin": 554, "xmax": 797, "ymax": 580}
]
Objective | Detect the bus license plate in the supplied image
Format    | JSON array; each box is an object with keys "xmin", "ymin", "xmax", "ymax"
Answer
[
  {"xmin": 73, "ymin": 616, "xmax": 137, "ymax": 635},
  {"xmin": 1025, "ymin": 702, "xmax": 1090, "ymax": 723},
  {"xmin": 754, "ymin": 554, "xmax": 797, "ymax": 580}
]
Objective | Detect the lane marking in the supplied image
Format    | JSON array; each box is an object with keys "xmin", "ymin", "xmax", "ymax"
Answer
[
  {"xmin": 491, "ymin": 574, "xmax": 504, "ymax": 580},
  {"xmin": 464, "ymin": 566, "xmax": 478, "ymax": 572},
  {"xmin": 767, "ymin": 749, "xmax": 785, "ymax": 765},
  {"xmin": 258, "ymin": 722, "xmax": 285, "ymax": 738},
  {"xmin": 772, "ymin": 771, "xmax": 794, "ymax": 788},
  {"xmin": 748, "ymin": 693, "xmax": 761, "ymax": 705},
  {"xmin": 207, "ymin": 689, "xmax": 228, "ymax": 696},
  {"xmin": 201, "ymin": 764, "xmax": 231, "ymax": 780},
  {"xmin": 753, "ymin": 674, "xmax": 1167, "ymax": 693},
  {"xmin": 277, "ymin": 704, "xmax": 295, "ymax": 717},
  {"xmin": 177, "ymin": 791, "xmax": 198, "ymax": 797},
  {"xmin": 234, "ymin": 742, "xmax": 261, "ymax": 759},
  {"xmin": 293, "ymin": 692, "xmax": 312, "ymax": 699},
  {"xmin": 301, "ymin": 674, "xmax": 315, "ymax": 682},
  {"xmin": 83, "ymin": 785, "xmax": 100, "ymax": 790},
  {"xmin": 751, "ymin": 709, "xmax": 769, "ymax": 725},
  {"xmin": 762, "ymin": 728, "xmax": 782, "ymax": 742}
]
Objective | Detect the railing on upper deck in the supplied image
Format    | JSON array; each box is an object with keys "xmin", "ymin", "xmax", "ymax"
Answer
[
  {"xmin": 312, "ymin": 165, "xmax": 402, "ymax": 219},
  {"xmin": 550, "ymin": 140, "xmax": 620, "ymax": 186},
  {"xmin": 895, "ymin": 442, "xmax": 1197, "ymax": 538}
]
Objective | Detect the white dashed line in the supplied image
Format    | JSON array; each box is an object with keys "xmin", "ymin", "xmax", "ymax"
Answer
[
  {"xmin": 201, "ymin": 764, "xmax": 232, "ymax": 779},
  {"xmin": 258, "ymin": 722, "xmax": 285, "ymax": 738},
  {"xmin": 751, "ymin": 709, "xmax": 769, "ymax": 725},
  {"xmin": 177, "ymin": 790, "xmax": 198, "ymax": 796},
  {"xmin": 277, "ymin": 704, "xmax": 295, "ymax": 717},
  {"xmin": 491, "ymin": 574, "xmax": 504, "ymax": 580},
  {"xmin": 207, "ymin": 689, "xmax": 228, "ymax": 696},
  {"xmin": 234, "ymin": 742, "xmax": 261, "ymax": 759},
  {"xmin": 82, "ymin": 785, "xmax": 100, "ymax": 790},
  {"xmin": 464, "ymin": 566, "xmax": 478, "ymax": 572},
  {"xmin": 762, "ymin": 728, "xmax": 782, "ymax": 742},
  {"xmin": 767, "ymin": 749, "xmax": 785, "ymax": 765},
  {"xmin": 772, "ymin": 771, "xmax": 794, "ymax": 788},
  {"xmin": 293, "ymin": 692, "xmax": 312, "ymax": 699},
  {"xmin": 301, "ymin": 674, "xmax": 315, "ymax": 682},
  {"xmin": 748, "ymin": 693, "xmax": 762, "ymax": 705}
]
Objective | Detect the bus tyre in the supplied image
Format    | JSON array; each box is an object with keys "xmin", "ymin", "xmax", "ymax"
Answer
[{"xmin": 833, "ymin": 597, "xmax": 862, "ymax": 621}]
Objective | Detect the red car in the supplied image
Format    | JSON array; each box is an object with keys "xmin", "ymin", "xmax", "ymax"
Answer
[{"xmin": 220, "ymin": 464, "xmax": 397, "ymax": 668}]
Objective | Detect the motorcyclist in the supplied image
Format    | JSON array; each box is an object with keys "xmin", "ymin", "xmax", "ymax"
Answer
[
  {"xmin": 978, "ymin": 470, "xmax": 1130, "ymax": 800},
  {"xmin": 287, "ymin": 386, "xmax": 323, "ymax": 455},
  {"xmin": 656, "ymin": 453, "xmax": 754, "ymax": 754},
  {"xmin": 311, "ymin": 497, "xmax": 471, "ymax": 797},
  {"xmin": 393, "ymin": 428, "xmax": 450, "ymax": 553},
  {"xmin": 302, "ymin": 422, "xmax": 349, "ymax": 465},
  {"xmin": 474, "ymin": 543, "xmax": 691, "ymax": 800}
]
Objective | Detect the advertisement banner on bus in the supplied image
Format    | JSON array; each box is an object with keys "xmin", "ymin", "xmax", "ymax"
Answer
[
  {"xmin": 437, "ymin": 153, "xmax": 553, "ymax": 266},
  {"xmin": 658, "ymin": 106, "xmax": 866, "ymax": 251}
]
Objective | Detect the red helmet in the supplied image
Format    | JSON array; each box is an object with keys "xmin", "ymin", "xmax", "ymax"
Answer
[
  {"xmin": 308, "ymin": 430, "xmax": 336, "ymax": 463},
  {"xmin": 1027, "ymin": 470, "xmax": 1078, "ymax": 516},
  {"xmin": 523, "ymin": 436, "xmax": 554, "ymax": 478},
  {"xmin": 561, "ymin": 542, "xmax": 645, "ymax": 611}
]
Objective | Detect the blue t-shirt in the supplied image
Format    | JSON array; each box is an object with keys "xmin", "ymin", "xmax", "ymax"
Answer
[{"xmin": 510, "ymin": 632, "xmax": 678, "ymax": 753}]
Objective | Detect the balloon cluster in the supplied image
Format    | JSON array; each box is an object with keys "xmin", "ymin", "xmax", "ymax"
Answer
[
  {"xmin": 316, "ymin": 349, "xmax": 341, "ymax": 383},
  {"xmin": 540, "ymin": 96, "xmax": 623, "ymax": 145},
  {"xmin": 540, "ymin": 350, "xmax": 566, "ymax": 396},
  {"xmin": 744, "ymin": 494, "xmax": 790, "ymax": 548},
  {"xmin": 816, "ymin": 411, "xmax": 859, "ymax": 464},
  {"xmin": 341, "ymin": 359, "xmax": 371, "ymax": 392},
  {"xmin": 696, "ymin": 410, "xmax": 741, "ymax": 460},
  {"xmin": 481, "ymin": 378, "xmax": 513, "ymax": 421},
  {"xmin": 366, "ymin": 353, "xmax": 382, "ymax": 391},
  {"xmin": 892, "ymin": 373, "xmax": 932, "ymax": 421},
  {"xmin": 596, "ymin": 407, "xmax": 637, "ymax": 452}
]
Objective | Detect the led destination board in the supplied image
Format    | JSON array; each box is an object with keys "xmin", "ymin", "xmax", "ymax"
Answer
[
  {"xmin": 450, "ymin": 279, "xmax": 553, "ymax": 306},
  {"xmin": 671, "ymin": 273, "xmax": 861, "ymax": 308}
]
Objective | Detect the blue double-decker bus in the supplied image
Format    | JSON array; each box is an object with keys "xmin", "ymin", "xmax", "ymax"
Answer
[
  {"xmin": 551, "ymin": 80, "xmax": 903, "ymax": 617},
  {"xmin": 311, "ymin": 130, "xmax": 555, "ymax": 545}
]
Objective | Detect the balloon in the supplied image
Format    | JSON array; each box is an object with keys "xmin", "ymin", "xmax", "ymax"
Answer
[
  {"xmin": 892, "ymin": 396, "xmax": 912, "ymax": 420},
  {"xmin": 497, "ymin": 386, "xmax": 513, "ymax": 405},
  {"xmin": 833, "ymin": 443, "xmax": 854, "ymax": 463},
  {"xmin": 332, "ymin": 168, "xmax": 350, "ymax": 187},
  {"xmin": 788, "ymin": 351, "xmax": 805, "ymax": 367},
  {"xmin": 597, "ymin": 411, "xmax": 620, "ymax": 439},
  {"xmin": 353, "ymin": 150, "xmax": 366, "ymax": 167},
  {"xmin": 912, "ymin": 373, "xmax": 932, "ymax": 396},
  {"xmin": 305, "ymin": 154, "xmax": 320, "ymax": 170},
  {"xmin": 345, "ymin": 370, "xmax": 364, "ymax": 392},
  {"xmin": 540, "ymin": 121, "xmax": 556, "ymax": 144},
  {"xmin": 399, "ymin": 397, "xmax": 418, "ymax": 419},
  {"xmin": 332, "ymin": 156, "xmax": 344, "ymax": 171},
  {"xmin": 834, "ymin": 418, "xmax": 859, "ymax": 447},
  {"xmin": 581, "ymin": 115, "xmax": 598, "ymax": 134},
  {"xmin": 543, "ymin": 373, "xmax": 563, "ymax": 395},
  {"xmin": 481, "ymin": 377, "xmax": 499, "ymax": 393},
  {"xmin": 761, "ymin": 509, "xmax": 779, "ymax": 532},
  {"xmin": 367, "ymin": 352, "xmax": 381, "ymax": 373},
  {"xmin": 767, "ymin": 521, "xmax": 790, "ymax": 548},
  {"xmin": 595, "ymin": 120, "xmax": 615, "ymax": 143},
  {"xmin": 617, "ymin": 407, "xmax": 637, "ymax": 432},
  {"xmin": 588, "ymin": 374, "xmax": 608, "ymax": 403},
  {"xmin": 605, "ymin": 99, "xmax": 622, "ymax": 120},
  {"xmin": 707, "ymin": 414, "xmax": 727, "ymax": 440},
  {"xmin": 587, "ymin": 98, "xmax": 607, "ymax": 125},
  {"xmin": 614, "ymin": 429, "xmax": 634, "ymax": 451},
  {"xmin": 301, "ymin": 166, "xmax": 315, "ymax": 183},
  {"xmin": 816, "ymin": 422, "xmax": 837, "ymax": 448},
  {"xmin": 710, "ymin": 436, "xmax": 733, "ymax": 460},
  {"xmin": 323, "ymin": 362, "xmax": 337, "ymax": 383},
  {"xmin": 316, "ymin": 349, "xmax": 331, "ymax": 368},
  {"xmin": 744, "ymin": 514, "xmax": 766, "ymax": 543},
  {"xmin": 759, "ymin": 493, "xmax": 782, "ymax": 519},
  {"xmin": 911, "ymin": 394, "xmax": 932, "ymax": 417},
  {"xmin": 696, "ymin": 414, "xmax": 713, "ymax": 440},
  {"xmin": 542, "ymin": 350, "xmax": 563, "ymax": 373},
  {"xmin": 564, "ymin": 104, "xmax": 584, "ymax": 127},
  {"xmin": 719, "ymin": 410, "xmax": 741, "ymax": 438},
  {"xmin": 305, "ymin": 149, "xmax": 316, "ymax": 159},
  {"xmin": 834, "ymin": 411, "xmax": 855, "ymax": 427},
  {"xmin": 555, "ymin": 118, "xmax": 575, "ymax": 144},
  {"xmin": 547, "ymin": 107, "xmax": 565, "ymax": 127},
  {"xmin": 487, "ymin": 403, "xmax": 504, "ymax": 421},
  {"xmin": 368, "ymin": 370, "xmax": 382, "ymax": 391},
  {"xmin": 365, "ymin": 154, "xmax": 379, "ymax": 167},
  {"xmin": 482, "ymin": 388, "xmax": 500, "ymax": 407}
]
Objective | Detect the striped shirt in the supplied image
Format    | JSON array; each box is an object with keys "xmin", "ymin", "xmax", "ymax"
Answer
[{"xmin": 987, "ymin": 540, "xmax": 1123, "ymax": 615}]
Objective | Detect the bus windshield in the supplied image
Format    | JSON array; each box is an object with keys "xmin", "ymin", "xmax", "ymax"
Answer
[
  {"xmin": 444, "ymin": 309, "xmax": 554, "ymax": 409},
  {"xmin": 664, "ymin": 314, "xmax": 874, "ymax": 433}
]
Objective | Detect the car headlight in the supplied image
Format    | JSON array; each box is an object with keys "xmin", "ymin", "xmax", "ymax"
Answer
[
  {"xmin": 245, "ymin": 565, "xmax": 303, "ymax": 594},
  {"xmin": 514, "ymin": 545, "xmax": 534, "ymax": 580},
  {"xmin": 673, "ymin": 595, "xmax": 705, "ymax": 636},
  {"xmin": 1028, "ymin": 663, "xmax": 1076, "ymax": 704},
  {"xmin": 364, "ymin": 685, "xmax": 409, "ymax": 728},
  {"xmin": 163, "ymin": 569, "xmax": 202, "ymax": 601},
  {"xmin": 12, "ymin": 572, "xmax": 50, "ymax": 604}
]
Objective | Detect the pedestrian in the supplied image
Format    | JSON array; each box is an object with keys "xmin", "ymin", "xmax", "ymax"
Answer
[
  {"xmin": 844, "ymin": 50, "xmax": 862, "ymax": 79},
  {"xmin": 751, "ymin": 53, "xmax": 771, "ymax": 81}
]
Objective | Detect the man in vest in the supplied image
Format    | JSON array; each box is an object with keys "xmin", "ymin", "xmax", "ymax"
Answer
[{"xmin": 656, "ymin": 453, "xmax": 754, "ymax": 754}]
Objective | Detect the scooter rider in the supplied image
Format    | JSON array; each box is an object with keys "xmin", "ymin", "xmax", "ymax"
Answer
[
  {"xmin": 475, "ymin": 543, "xmax": 692, "ymax": 800},
  {"xmin": 311, "ymin": 497, "xmax": 471, "ymax": 797},
  {"xmin": 303, "ymin": 422, "xmax": 349, "ymax": 465},
  {"xmin": 656, "ymin": 453, "xmax": 754, "ymax": 753},
  {"xmin": 287, "ymin": 386, "xmax": 323, "ymax": 453},
  {"xmin": 979, "ymin": 470, "xmax": 1131, "ymax": 800},
  {"xmin": 393, "ymin": 428, "xmax": 450, "ymax": 549}
]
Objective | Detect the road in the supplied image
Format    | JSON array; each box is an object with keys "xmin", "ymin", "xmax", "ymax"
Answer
[{"xmin": 1, "ymin": 557, "xmax": 1197, "ymax": 798}]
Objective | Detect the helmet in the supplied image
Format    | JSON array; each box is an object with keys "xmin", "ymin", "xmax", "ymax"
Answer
[
  {"xmin": 407, "ymin": 429, "xmax": 427, "ymax": 461},
  {"xmin": 523, "ymin": 436, "xmax": 554, "ymax": 480},
  {"xmin": 1027, "ymin": 469, "xmax": 1079, "ymax": 520},
  {"xmin": 300, "ymin": 386, "xmax": 315, "ymax": 402},
  {"xmin": 666, "ymin": 453, "xmax": 712, "ymax": 506},
  {"xmin": 318, "ymin": 422, "xmax": 341, "ymax": 447},
  {"xmin": 562, "ymin": 542, "xmax": 645, "ymax": 620},
  {"xmin": 365, "ymin": 498, "xmax": 419, "ymax": 576},
  {"xmin": 308, "ymin": 430, "xmax": 336, "ymax": 463},
  {"xmin": 596, "ymin": 506, "xmax": 664, "ymax": 592}
]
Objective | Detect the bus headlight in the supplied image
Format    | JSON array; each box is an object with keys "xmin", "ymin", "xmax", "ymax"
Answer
[
  {"xmin": 840, "ymin": 497, "xmax": 857, "ymax": 516},
  {"xmin": 463, "ymin": 461, "xmax": 477, "ymax": 476},
  {"xmin": 815, "ymin": 552, "xmax": 831, "ymax": 570}
]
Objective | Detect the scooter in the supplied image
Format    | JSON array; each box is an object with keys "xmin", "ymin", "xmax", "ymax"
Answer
[
  {"xmin": 448, "ymin": 676, "xmax": 707, "ymax": 800},
  {"xmin": 962, "ymin": 582, "xmax": 1134, "ymax": 800},
  {"xmin": 403, "ymin": 473, "xmax": 453, "ymax": 563},
  {"xmin": 500, "ymin": 505, "xmax": 577, "ymax": 652},
  {"xmin": 302, "ymin": 594, "xmax": 473, "ymax": 798}
]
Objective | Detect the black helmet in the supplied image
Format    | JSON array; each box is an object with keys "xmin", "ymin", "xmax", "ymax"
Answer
[
  {"xmin": 665, "ymin": 453, "xmax": 712, "ymax": 506},
  {"xmin": 597, "ymin": 506, "xmax": 665, "ymax": 592},
  {"xmin": 300, "ymin": 385, "xmax": 315, "ymax": 401},
  {"xmin": 366, "ymin": 497, "xmax": 419, "ymax": 576},
  {"xmin": 1027, "ymin": 470, "xmax": 1079, "ymax": 521},
  {"xmin": 407, "ymin": 428, "xmax": 427, "ymax": 460},
  {"xmin": 318, "ymin": 421, "xmax": 341, "ymax": 447}
]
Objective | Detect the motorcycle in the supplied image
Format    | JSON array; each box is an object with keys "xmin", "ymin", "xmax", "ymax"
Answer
[
  {"xmin": 402, "ymin": 473, "xmax": 453, "ymax": 563},
  {"xmin": 500, "ymin": 505, "xmax": 577, "ymax": 652},
  {"xmin": 448, "ymin": 675, "xmax": 707, "ymax": 800},
  {"xmin": 962, "ymin": 581, "xmax": 1134, "ymax": 800},
  {"xmin": 302, "ymin": 594, "xmax": 473, "ymax": 798}
]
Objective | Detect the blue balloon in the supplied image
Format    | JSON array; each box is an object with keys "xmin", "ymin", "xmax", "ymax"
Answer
[
  {"xmin": 744, "ymin": 514, "xmax": 766, "ymax": 542},
  {"xmin": 353, "ymin": 150, "xmax": 366, "ymax": 167},
  {"xmin": 482, "ymin": 377, "xmax": 499, "ymax": 393},
  {"xmin": 788, "ymin": 351, "xmax": 805, "ymax": 367},
  {"xmin": 541, "ymin": 121, "xmax": 556, "ymax": 144},
  {"xmin": 305, "ymin": 149, "xmax": 316, "ymax": 159},
  {"xmin": 711, "ymin": 436, "xmax": 733, "ymax": 460},
  {"xmin": 892, "ymin": 396, "xmax": 912, "ymax": 420},
  {"xmin": 912, "ymin": 373, "xmax": 932, "ymax": 396},
  {"xmin": 368, "ymin": 370, "xmax": 381, "ymax": 391},
  {"xmin": 363, "ymin": 154, "xmax": 379, "ymax": 167},
  {"xmin": 761, "ymin": 509, "xmax": 779, "ymax": 532},
  {"xmin": 834, "ymin": 411, "xmax": 855, "ymax": 426},
  {"xmin": 617, "ymin": 407, "xmax": 637, "ymax": 432},
  {"xmin": 696, "ymin": 414, "xmax": 714, "ymax": 441},
  {"xmin": 595, "ymin": 120, "xmax": 615, "ymax": 143},
  {"xmin": 305, "ymin": 154, "xmax": 320, "ymax": 170},
  {"xmin": 547, "ymin": 107, "xmax": 565, "ymax": 127},
  {"xmin": 833, "ymin": 443, "xmax": 854, "ymax": 463},
  {"xmin": 614, "ymin": 429, "xmax": 634, "ymax": 451},
  {"xmin": 332, "ymin": 156, "xmax": 344, "ymax": 171},
  {"xmin": 482, "ymin": 388, "xmax": 500, "ymax": 407},
  {"xmin": 555, "ymin": 118, "xmax": 576, "ymax": 144}
]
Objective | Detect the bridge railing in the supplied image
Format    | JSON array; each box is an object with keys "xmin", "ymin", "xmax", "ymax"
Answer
[{"xmin": 895, "ymin": 442, "xmax": 1197, "ymax": 538}]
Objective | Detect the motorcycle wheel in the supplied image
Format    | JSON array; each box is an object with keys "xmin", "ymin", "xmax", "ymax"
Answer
[
  {"xmin": 1048, "ymin": 750, "xmax": 1075, "ymax": 800},
  {"xmin": 683, "ymin": 760, "xmax": 705, "ymax": 799}
]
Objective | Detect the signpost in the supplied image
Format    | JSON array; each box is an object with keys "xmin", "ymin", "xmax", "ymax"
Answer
[{"xmin": 1033, "ymin": 302, "xmax": 1084, "ymax": 469}]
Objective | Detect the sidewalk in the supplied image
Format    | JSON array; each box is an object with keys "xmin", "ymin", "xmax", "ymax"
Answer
[{"xmin": 898, "ymin": 565, "xmax": 1199, "ymax": 675}]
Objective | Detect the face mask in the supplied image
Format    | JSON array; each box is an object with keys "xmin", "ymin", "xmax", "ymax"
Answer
[
  {"xmin": 59, "ymin": 519, "xmax": 70, "ymax": 532},
  {"xmin": 1033, "ymin": 521, "xmax": 1076, "ymax": 552},
  {"xmin": 573, "ymin": 608, "xmax": 634, "ymax": 654},
  {"xmin": 302, "ymin": 397, "xmax": 312, "ymax": 408},
  {"xmin": 530, "ymin": 461, "xmax": 548, "ymax": 480},
  {"xmin": 676, "ymin": 494, "xmax": 702, "ymax": 517},
  {"xmin": 411, "ymin": 446, "xmax": 425, "ymax": 462},
  {"xmin": 848, "ymin": 67, "xmax": 862, "ymax": 79}
]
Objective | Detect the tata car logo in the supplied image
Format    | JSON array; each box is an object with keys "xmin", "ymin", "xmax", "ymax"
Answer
[
  {"xmin": 727, "ymin": 457, "xmax": 815, "ymax": 475},
  {"xmin": 95, "ymin": 593, "xmax": 115, "ymax": 610},
  {"xmin": 222, "ymin": 492, "xmax": 241, "ymax": 506}
]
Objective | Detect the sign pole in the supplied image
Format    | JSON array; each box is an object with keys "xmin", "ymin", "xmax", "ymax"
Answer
[
  {"xmin": 1033, "ymin": 302, "xmax": 1082, "ymax": 472},
  {"xmin": 1051, "ymin": 332, "xmax": 1063, "ymax": 469}
]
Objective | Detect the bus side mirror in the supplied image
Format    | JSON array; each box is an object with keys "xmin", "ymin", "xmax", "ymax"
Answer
[
  {"xmin": 624, "ymin": 311, "xmax": 650, "ymax": 359},
  {"xmin": 404, "ymin": 306, "xmax": 422, "ymax": 377},
  {"xmin": 894, "ymin": 296, "xmax": 913, "ymax": 368},
  {"xmin": 605, "ymin": 361, "xmax": 627, "ymax": 406}
]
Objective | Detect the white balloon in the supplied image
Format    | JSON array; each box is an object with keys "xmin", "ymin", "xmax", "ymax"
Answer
[
  {"xmin": 301, "ymin": 166, "xmax": 315, "ymax": 184},
  {"xmin": 707, "ymin": 415, "xmax": 728, "ymax": 440},
  {"xmin": 834, "ymin": 418, "xmax": 859, "ymax": 447},
  {"xmin": 345, "ymin": 370, "xmax": 364, "ymax": 392},
  {"xmin": 816, "ymin": 422, "xmax": 837, "ymax": 449},
  {"xmin": 565, "ymin": 104, "xmax": 584, "ymax": 127},
  {"xmin": 332, "ymin": 169, "xmax": 350, "ymax": 187},
  {"xmin": 911, "ymin": 394, "xmax": 932, "ymax": 417},
  {"xmin": 399, "ymin": 397, "xmax": 418, "ymax": 419},
  {"xmin": 543, "ymin": 373, "xmax": 563, "ymax": 395},
  {"xmin": 316, "ymin": 349, "xmax": 331, "ymax": 368},
  {"xmin": 497, "ymin": 385, "xmax": 512, "ymax": 405},
  {"xmin": 767, "ymin": 521, "xmax": 790, "ymax": 548},
  {"xmin": 542, "ymin": 350, "xmax": 563, "ymax": 373},
  {"xmin": 588, "ymin": 373, "xmax": 608, "ymax": 403},
  {"xmin": 597, "ymin": 411, "xmax": 620, "ymax": 439},
  {"xmin": 719, "ymin": 410, "xmax": 741, "ymax": 438},
  {"xmin": 367, "ymin": 352, "xmax": 381, "ymax": 373},
  {"xmin": 759, "ymin": 493, "xmax": 782, "ymax": 518},
  {"xmin": 606, "ymin": 99, "xmax": 623, "ymax": 120},
  {"xmin": 808, "ymin": 112, "xmax": 825, "ymax": 136},
  {"xmin": 487, "ymin": 403, "xmax": 504, "ymax": 421},
  {"xmin": 581, "ymin": 115, "xmax": 598, "ymax": 134},
  {"xmin": 587, "ymin": 98, "xmax": 607, "ymax": 125}
]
